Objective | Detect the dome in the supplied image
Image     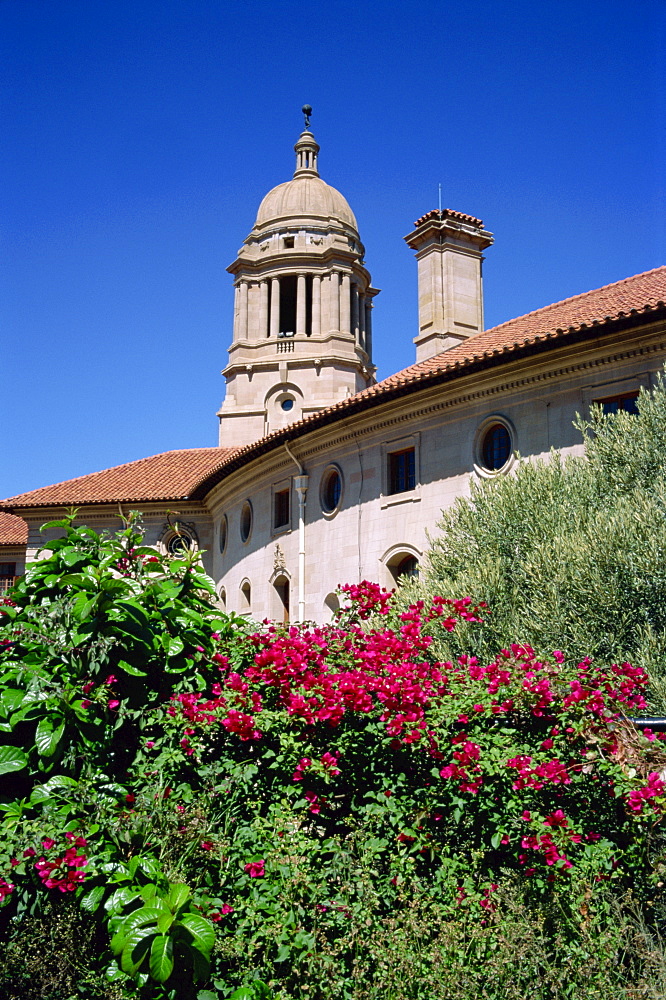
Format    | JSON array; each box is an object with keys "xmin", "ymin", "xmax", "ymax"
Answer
[{"xmin": 254, "ymin": 175, "xmax": 358, "ymax": 232}]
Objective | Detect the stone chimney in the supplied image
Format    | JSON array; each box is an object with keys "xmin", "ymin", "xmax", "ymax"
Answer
[{"xmin": 404, "ymin": 210, "xmax": 494, "ymax": 362}]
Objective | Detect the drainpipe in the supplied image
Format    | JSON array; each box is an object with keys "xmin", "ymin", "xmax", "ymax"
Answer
[{"xmin": 284, "ymin": 442, "xmax": 308, "ymax": 622}]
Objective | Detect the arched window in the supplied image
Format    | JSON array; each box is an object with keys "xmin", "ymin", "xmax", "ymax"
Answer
[
  {"xmin": 240, "ymin": 580, "xmax": 251, "ymax": 614},
  {"xmin": 391, "ymin": 554, "xmax": 419, "ymax": 584},
  {"xmin": 320, "ymin": 465, "xmax": 343, "ymax": 515}
]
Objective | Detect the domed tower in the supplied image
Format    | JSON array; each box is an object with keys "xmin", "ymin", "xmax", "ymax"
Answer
[{"xmin": 217, "ymin": 110, "xmax": 379, "ymax": 447}]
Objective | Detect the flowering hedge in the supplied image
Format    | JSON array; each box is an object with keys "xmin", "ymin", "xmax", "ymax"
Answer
[{"xmin": 0, "ymin": 519, "xmax": 665, "ymax": 999}]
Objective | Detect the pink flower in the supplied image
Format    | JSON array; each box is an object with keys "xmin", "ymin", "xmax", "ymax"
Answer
[
  {"xmin": 105, "ymin": 675, "xmax": 118, "ymax": 686},
  {"xmin": 42, "ymin": 838, "xmax": 56, "ymax": 850},
  {"xmin": 145, "ymin": 741, "xmax": 155, "ymax": 748},
  {"xmin": 220, "ymin": 903, "xmax": 234, "ymax": 914},
  {"xmin": 108, "ymin": 699, "xmax": 120, "ymax": 710},
  {"xmin": 201, "ymin": 841, "xmax": 214, "ymax": 851},
  {"xmin": 0, "ymin": 879, "xmax": 14, "ymax": 903},
  {"xmin": 244, "ymin": 860, "xmax": 265, "ymax": 878}
]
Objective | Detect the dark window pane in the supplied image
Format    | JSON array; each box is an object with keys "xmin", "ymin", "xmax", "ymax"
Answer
[
  {"xmin": 481, "ymin": 425, "xmax": 511, "ymax": 471},
  {"xmin": 274, "ymin": 489, "xmax": 290, "ymax": 529},
  {"xmin": 322, "ymin": 469, "xmax": 342, "ymax": 512},
  {"xmin": 388, "ymin": 448, "xmax": 416, "ymax": 495}
]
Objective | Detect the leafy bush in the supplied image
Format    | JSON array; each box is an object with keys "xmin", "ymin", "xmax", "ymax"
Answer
[
  {"xmin": 1, "ymin": 520, "xmax": 666, "ymax": 998},
  {"xmin": 403, "ymin": 374, "xmax": 666, "ymax": 709}
]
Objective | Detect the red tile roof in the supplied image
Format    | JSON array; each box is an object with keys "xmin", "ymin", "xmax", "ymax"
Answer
[
  {"xmin": 0, "ymin": 512, "xmax": 28, "ymax": 545},
  {"xmin": 2, "ymin": 267, "xmax": 664, "ymax": 512},
  {"xmin": 1, "ymin": 448, "xmax": 236, "ymax": 510},
  {"xmin": 189, "ymin": 265, "xmax": 666, "ymax": 496},
  {"xmin": 413, "ymin": 208, "xmax": 485, "ymax": 228}
]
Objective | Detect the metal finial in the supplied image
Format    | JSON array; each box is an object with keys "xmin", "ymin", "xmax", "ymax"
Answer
[{"xmin": 302, "ymin": 104, "xmax": 312, "ymax": 130}]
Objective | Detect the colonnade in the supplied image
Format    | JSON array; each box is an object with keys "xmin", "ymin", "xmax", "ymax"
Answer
[{"xmin": 233, "ymin": 271, "xmax": 372, "ymax": 355}]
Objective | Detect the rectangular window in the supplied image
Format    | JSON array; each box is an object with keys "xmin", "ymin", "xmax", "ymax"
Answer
[
  {"xmin": 273, "ymin": 488, "xmax": 291, "ymax": 530},
  {"xmin": 388, "ymin": 448, "xmax": 416, "ymax": 495},
  {"xmin": 595, "ymin": 391, "xmax": 639, "ymax": 415},
  {"xmin": 0, "ymin": 563, "xmax": 16, "ymax": 595}
]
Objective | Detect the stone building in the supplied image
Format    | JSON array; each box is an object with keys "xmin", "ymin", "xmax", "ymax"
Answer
[{"xmin": 2, "ymin": 120, "xmax": 666, "ymax": 621}]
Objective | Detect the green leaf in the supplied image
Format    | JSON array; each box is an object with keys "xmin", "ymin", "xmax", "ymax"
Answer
[
  {"xmin": 30, "ymin": 774, "xmax": 78, "ymax": 803},
  {"xmin": 166, "ymin": 882, "xmax": 190, "ymax": 912},
  {"xmin": 0, "ymin": 746, "xmax": 28, "ymax": 775},
  {"xmin": 149, "ymin": 934, "xmax": 174, "ymax": 983},
  {"xmin": 179, "ymin": 912, "xmax": 215, "ymax": 958},
  {"xmin": 35, "ymin": 716, "xmax": 65, "ymax": 757},
  {"xmin": 119, "ymin": 905, "xmax": 165, "ymax": 934},
  {"xmin": 120, "ymin": 926, "xmax": 155, "ymax": 975},
  {"xmin": 117, "ymin": 658, "xmax": 148, "ymax": 677},
  {"xmin": 156, "ymin": 911, "xmax": 174, "ymax": 934},
  {"xmin": 166, "ymin": 636, "xmax": 185, "ymax": 658},
  {"xmin": 197, "ymin": 992, "xmax": 218, "ymax": 1000},
  {"xmin": 80, "ymin": 884, "xmax": 106, "ymax": 913}
]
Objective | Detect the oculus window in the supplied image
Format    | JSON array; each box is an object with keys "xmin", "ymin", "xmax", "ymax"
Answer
[
  {"xmin": 320, "ymin": 466, "xmax": 343, "ymax": 514},
  {"xmin": 480, "ymin": 423, "xmax": 512, "ymax": 472},
  {"xmin": 240, "ymin": 501, "xmax": 253, "ymax": 543}
]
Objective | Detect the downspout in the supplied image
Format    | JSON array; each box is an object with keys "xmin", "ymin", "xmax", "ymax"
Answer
[{"xmin": 284, "ymin": 442, "xmax": 308, "ymax": 622}]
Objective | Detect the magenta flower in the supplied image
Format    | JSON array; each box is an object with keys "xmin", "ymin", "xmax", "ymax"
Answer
[{"xmin": 244, "ymin": 860, "xmax": 265, "ymax": 878}]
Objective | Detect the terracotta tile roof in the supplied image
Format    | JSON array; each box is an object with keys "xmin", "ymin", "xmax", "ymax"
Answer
[
  {"xmin": 414, "ymin": 208, "xmax": 484, "ymax": 228},
  {"xmin": 190, "ymin": 266, "xmax": 666, "ymax": 497},
  {"xmin": 2, "ymin": 267, "xmax": 664, "ymax": 512},
  {"xmin": 1, "ymin": 448, "xmax": 236, "ymax": 510},
  {"xmin": 370, "ymin": 264, "xmax": 666, "ymax": 390},
  {"xmin": 0, "ymin": 512, "xmax": 28, "ymax": 545}
]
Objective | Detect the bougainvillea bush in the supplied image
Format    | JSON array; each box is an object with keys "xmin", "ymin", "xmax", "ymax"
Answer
[{"xmin": 1, "ymin": 518, "xmax": 666, "ymax": 999}]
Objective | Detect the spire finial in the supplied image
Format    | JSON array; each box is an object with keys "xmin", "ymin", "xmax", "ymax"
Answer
[{"xmin": 302, "ymin": 104, "xmax": 312, "ymax": 130}]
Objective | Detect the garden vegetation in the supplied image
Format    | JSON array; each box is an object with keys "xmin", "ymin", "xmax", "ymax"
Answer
[{"xmin": 2, "ymin": 380, "xmax": 666, "ymax": 999}]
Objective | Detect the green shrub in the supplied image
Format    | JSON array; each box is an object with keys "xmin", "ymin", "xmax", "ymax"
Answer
[
  {"xmin": 403, "ymin": 374, "xmax": 666, "ymax": 709},
  {"xmin": 1, "ymin": 519, "xmax": 666, "ymax": 998}
]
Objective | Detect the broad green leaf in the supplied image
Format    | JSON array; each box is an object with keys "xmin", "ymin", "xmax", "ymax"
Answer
[
  {"xmin": 156, "ymin": 911, "xmax": 174, "ymax": 934},
  {"xmin": 80, "ymin": 884, "xmax": 106, "ymax": 913},
  {"xmin": 120, "ymin": 926, "xmax": 155, "ymax": 975},
  {"xmin": 117, "ymin": 659, "xmax": 147, "ymax": 677},
  {"xmin": 105, "ymin": 887, "xmax": 142, "ymax": 914},
  {"xmin": 0, "ymin": 746, "xmax": 28, "ymax": 775},
  {"xmin": 30, "ymin": 774, "xmax": 78, "ymax": 803},
  {"xmin": 119, "ymin": 905, "xmax": 165, "ymax": 934},
  {"xmin": 166, "ymin": 636, "xmax": 184, "ymax": 658},
  {"xmin": 179, "ymin": 912, "xmax": 215, "ymax": 957},
  {"xmin": 149, "ymin": 934, "xmax": 174, "ymax": 983},
  {"xmin": 197, "ymin": 992, "xmax": 218, "ymax": 1000},
  {"xmin": 166, "ymin": 882, "xmax": 190, "ymax": 912},
  {"xmin": 35, "ymin": 716, "xmax": 65, "ymax": 757},
  {"xmin": 0, "ymin": 689, "xmax": 27, "ymax": 715}
]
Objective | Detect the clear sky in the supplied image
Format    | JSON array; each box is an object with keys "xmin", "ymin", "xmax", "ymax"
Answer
[{"xmin": 2, "ymin": 0, "xmax": 664, "ymax": 499}]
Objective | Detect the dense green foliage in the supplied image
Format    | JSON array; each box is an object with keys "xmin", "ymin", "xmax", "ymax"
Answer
[
  {"xmin": 1, "ymin": 508, "xmax": 666, "ymax": 999},
  {"xmin": 404, "ymin": 374, "xmax": 666, "ymax": 710}
]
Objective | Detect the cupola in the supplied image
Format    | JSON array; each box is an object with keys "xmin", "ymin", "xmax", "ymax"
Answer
[{"xmin": 217, "ymin": 109, "xmax": 379, "ymax": 448}]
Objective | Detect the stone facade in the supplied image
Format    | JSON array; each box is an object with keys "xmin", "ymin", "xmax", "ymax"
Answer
[{"xmin": 3, "ymin": 120, "xmax": 666, "ymax": 624}]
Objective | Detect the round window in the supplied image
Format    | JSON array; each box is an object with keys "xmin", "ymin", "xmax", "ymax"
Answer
[
  {"xmin": 320, "ymin": 466, "xmax": 343, "ymax": 514},
  {"xmin": 240, "ymin": 501, "xmax": 253, "ymax": 543},
  {"xmin": 167, "ymin": 532, "xmax": 191, "ymax": 556},
  {"xmin": 219, "ymin": 515, "xmax": 228, "ymax": 554},
  {"xmin": 481, "ymin": 423, "xmax": 512, "ymax": 471},
  {"xmin": 281, "ymin": 398, "xmax": 294, "ymax": 412}
]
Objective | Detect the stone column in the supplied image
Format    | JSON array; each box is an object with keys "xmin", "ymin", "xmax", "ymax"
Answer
[
  {"xmin": 259, "ymin": 280, "xmax": 269, "ymax": 339},
  {"xmin": 270, "ymin": 278, "xmax": 280, "ymax": 338},
  {"xmin": 311, "ymin": 275, "xmax": 321, "ymax": 337},
  {"xmin": 296, "ymin": 273, "xmax": 307, "ymax": 337},
  {"xmin": 359, "ymin": 291, "xmax": 366, "ymax": 351},
  {"xmin": 238, "ymin": 280, "xmax": 249, "ymax": 340},
  {"xmin": 351, "ymin": 282, "xmax": 360, "ymax": 343},
  {"xmin": 232, "ymin": 283, "xmax": 240, "ymax": 340},
  {"xmin": 340, "ymin": 273, "xmax": 351, "ymax": 335},
  {"xmin": 365, "ymin": 301, "xmax": 373, "ymax": 360},
  {"xmin": 329, "ymin": 272, "xmax": 340, "ymax": 333}
]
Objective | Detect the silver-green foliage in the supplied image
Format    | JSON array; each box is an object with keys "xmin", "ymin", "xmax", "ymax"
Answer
[{"xmin": 407, "ymin": 373, "xmax": 666, "ymax": 709}]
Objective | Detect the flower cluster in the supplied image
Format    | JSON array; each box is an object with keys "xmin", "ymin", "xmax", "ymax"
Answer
[
  {"xmin": 34, "ymin": 834, "xmax": 88, "ymax": 892},
  {"xmin": 0, "ymin": 878, "xmax": 14, "ymax": 903},
  {"xmin": 627, "ymin": 772, "xmax": 666, "ymax": 814}
]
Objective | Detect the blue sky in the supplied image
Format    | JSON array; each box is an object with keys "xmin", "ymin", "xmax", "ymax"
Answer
[{"xmin": 2, "ymin": 0, "xmax": 664, "ymax": 499}]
